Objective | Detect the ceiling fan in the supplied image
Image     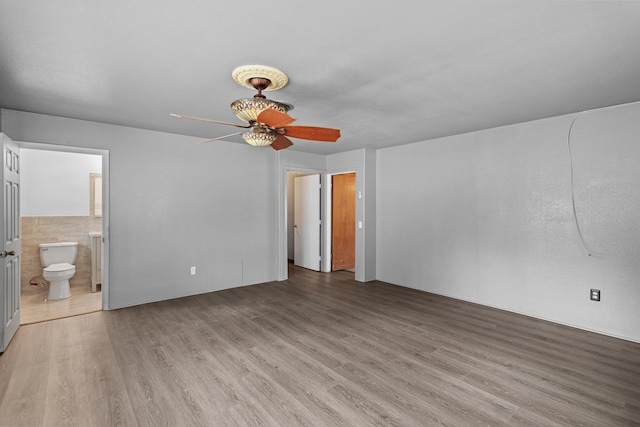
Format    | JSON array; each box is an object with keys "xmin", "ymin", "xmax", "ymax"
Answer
[{"xmin": 171, "ymin": 65, "xmax": 340, "ymax": 151}]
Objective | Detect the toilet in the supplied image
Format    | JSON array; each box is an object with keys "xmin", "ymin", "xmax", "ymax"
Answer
[{"xmin": 39, "ymin": 242, "xmax": 78, "ymax": 300}]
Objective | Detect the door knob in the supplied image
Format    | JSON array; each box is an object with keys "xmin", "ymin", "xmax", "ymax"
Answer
[{"xmin": 2, "ymin": 250, "xmax": 15, "ymax": 257}]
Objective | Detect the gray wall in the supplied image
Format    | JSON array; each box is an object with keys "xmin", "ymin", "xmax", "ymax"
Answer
[
  {"xmin": 3, "ymin": 109, "xmax": 279, "ymax": 309},
  {"xmin": 376, "ymin": 101, "xmax": 640, "ymax": 342},
  {"xmin": 5, "ymin": 101, "xmax": 639, "ymax": 342}
]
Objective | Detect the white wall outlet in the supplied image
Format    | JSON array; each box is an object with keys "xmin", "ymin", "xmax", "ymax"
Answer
[{"xmin": 190, "ymin": 266, "xmax": 196, "ymax": 275}]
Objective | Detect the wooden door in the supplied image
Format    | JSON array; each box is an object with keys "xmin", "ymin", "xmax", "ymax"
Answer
[
  {"xmin": 294, "ymin": 174, "xmax": 321, "ymax": 271},
  {"xmin": 332, "ymin": 173, "xmax": 355, "ymax": 271},
  {"xmin": 1, "ymin": 134, "xmax": 21, "ymax": 353}
]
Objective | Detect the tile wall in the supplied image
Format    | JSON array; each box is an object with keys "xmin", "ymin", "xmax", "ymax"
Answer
[{"xmin": 21, "ymin": 216, "xmax": 102, "ymax": 292}]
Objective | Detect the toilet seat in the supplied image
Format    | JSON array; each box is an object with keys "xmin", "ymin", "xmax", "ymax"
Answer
[
  {"xmin": 42, "ymin": 262, "xmax": 75, "ymax": 300},
  {"xmin": 43, "ymin": 262, "xmax": 75, "ymax": 278}
]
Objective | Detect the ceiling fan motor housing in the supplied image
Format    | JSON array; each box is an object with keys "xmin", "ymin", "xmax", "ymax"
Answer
[
  {"xmin": 230, "ymin": 98, "xmax": 291, "ymax": 123},
  {"xmin": 249, "ymin": 77, "xmax": 270, "ymax": 98}
]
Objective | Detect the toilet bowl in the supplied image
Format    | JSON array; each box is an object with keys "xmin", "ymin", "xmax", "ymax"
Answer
[
  {"xmin": 39, "ymin": 242, "xmax": 78, "ymax": 301},
  {"xmin": 42, "ymin": 263, "xmax": 76, "ymax": 300}
]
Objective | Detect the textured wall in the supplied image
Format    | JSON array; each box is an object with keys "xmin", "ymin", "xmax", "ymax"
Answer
[
  {"xmin": 377, "ymin": 102, "xmax": 640, "ymax": 342},
  {"xmin": 4, "ymin": 110, "xmax": 279, "ymax": 310}
]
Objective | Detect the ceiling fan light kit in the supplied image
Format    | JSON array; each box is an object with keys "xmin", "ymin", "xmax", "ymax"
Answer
[
  {"xmin": 242, "ymin": 131, "xmax": 278, "ymax": 147},
  {"xmin": 172, "ymin": 64, "xmax": 340, "ymax": 150}
]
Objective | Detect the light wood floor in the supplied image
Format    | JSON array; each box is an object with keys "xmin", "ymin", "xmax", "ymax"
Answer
[
  {"xmin": 20, "ymin": 280, "xmax": 102, "ymax": 325},
  {"xmin": 1, "ymin": 266, "xmax": 639, "ymax": 426}
]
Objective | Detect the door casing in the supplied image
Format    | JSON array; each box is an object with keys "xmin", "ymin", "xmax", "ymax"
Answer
[
  {"xmin": 279, "ymin": 163, "xmax": 362, "ymax": 281},
  {"xmin": 17, "ymin": 141, "xmax": 110, "ymax": 312},
  {"xmin": 293, "ymin": 174, "xmax": 321, "ymax": 271}
]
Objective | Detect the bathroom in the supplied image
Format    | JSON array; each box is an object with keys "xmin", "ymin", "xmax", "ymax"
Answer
[{"xmin": 20, "ymin": 148, "xmax": 103, "ymax": 324}]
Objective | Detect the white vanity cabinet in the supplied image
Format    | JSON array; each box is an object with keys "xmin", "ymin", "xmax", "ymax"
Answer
[{"xmin": 89, "ymin": 232, "xmax": 102, "ymax": 292}]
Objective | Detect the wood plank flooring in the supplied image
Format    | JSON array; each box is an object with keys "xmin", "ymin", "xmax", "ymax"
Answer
[{"xmin": 1, "ymin": 265, "xmax": 639, "ymax": 426}]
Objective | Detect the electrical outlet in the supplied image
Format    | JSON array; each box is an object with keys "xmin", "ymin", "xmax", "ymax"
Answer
[
  {"xmin": 190, "ymin": 266, "xmax": 196, "ymax": 275},
  {"xmin": 590, "ymin": 289, "xmax": 600, "ymax": 301}
]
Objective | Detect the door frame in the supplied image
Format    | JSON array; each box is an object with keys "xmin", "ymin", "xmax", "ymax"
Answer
[
  {"xmin": 279, "ymin": 167, "xmax": 359, "ymax": 280},
  {"xmin": 279, "ymin": 167, "xmax": 324, "ymax": 281},
  {"xmin": 18, "ymin": 141, "xmax": 110, "ymax": 310},
  {"xmin": 293, "ymin": 173, "xmax": 321, "ymax": 271},
  {"xmin": 277, "ymin": 151, "xmax": 371, "ymax": 282}
]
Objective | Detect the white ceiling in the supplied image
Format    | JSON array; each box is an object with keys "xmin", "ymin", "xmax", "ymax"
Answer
[{"xmin": 1, "ymin": 1, "xmax": 639, "ymax": 155}]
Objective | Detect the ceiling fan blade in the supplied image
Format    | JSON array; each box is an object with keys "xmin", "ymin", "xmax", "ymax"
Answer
[
  {"xmin": 170, "ymin": 113, "xmax": 250, "ymax": 129},
  {"xmin": 282, "ymin": 126, "xmax": 341, "ymax": 142},
  {"xmin": 270, "ymin": 135, "xmax": 294, "ymax": 151},
  {"xmin": 196, "ymin": 131, "xmax": 244, "ymax": 144},
  {"xmin": 256, "ymin": 109, "xmax": 296, "ymax": 128}
]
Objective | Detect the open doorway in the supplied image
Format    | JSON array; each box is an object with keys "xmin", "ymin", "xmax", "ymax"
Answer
[
  {"xmin": 286, "ymin": 170, "xmax": 357, "ymax": 274},
  {"xmin": 19, "ymin": 147, "xmax": 105, "ymax": 324},
  {"xmin": 287, "ymin": 171, "xmax": 321, "ymax": 271}
]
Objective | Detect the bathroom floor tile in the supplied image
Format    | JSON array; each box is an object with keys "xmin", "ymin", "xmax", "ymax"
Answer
[{"xmin": 20, "ymin": 281, "xmax": 102, "ymax": 325}]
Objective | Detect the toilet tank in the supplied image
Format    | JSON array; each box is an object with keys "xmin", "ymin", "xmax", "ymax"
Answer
[{"xmin": 39, "ymin": 242, "xmax": 79, "ymax": 267}]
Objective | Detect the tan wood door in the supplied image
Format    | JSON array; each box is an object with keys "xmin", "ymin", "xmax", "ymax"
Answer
[
  {"xmin": 331, "ymin": 173, "xmax": 355, "ymax": 271},
  {"xmin": 1, "ymin": 134, "xmax": 21, "ymax": 353}
]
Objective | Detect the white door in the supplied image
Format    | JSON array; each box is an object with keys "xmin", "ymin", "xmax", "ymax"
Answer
[
  {"xmin": 1, "ymin": 134, "xmax": 20, "ymax": 353},
  {"xmin": 294, "ymin": 174, "xmax": 321, "ymax": 271}
]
